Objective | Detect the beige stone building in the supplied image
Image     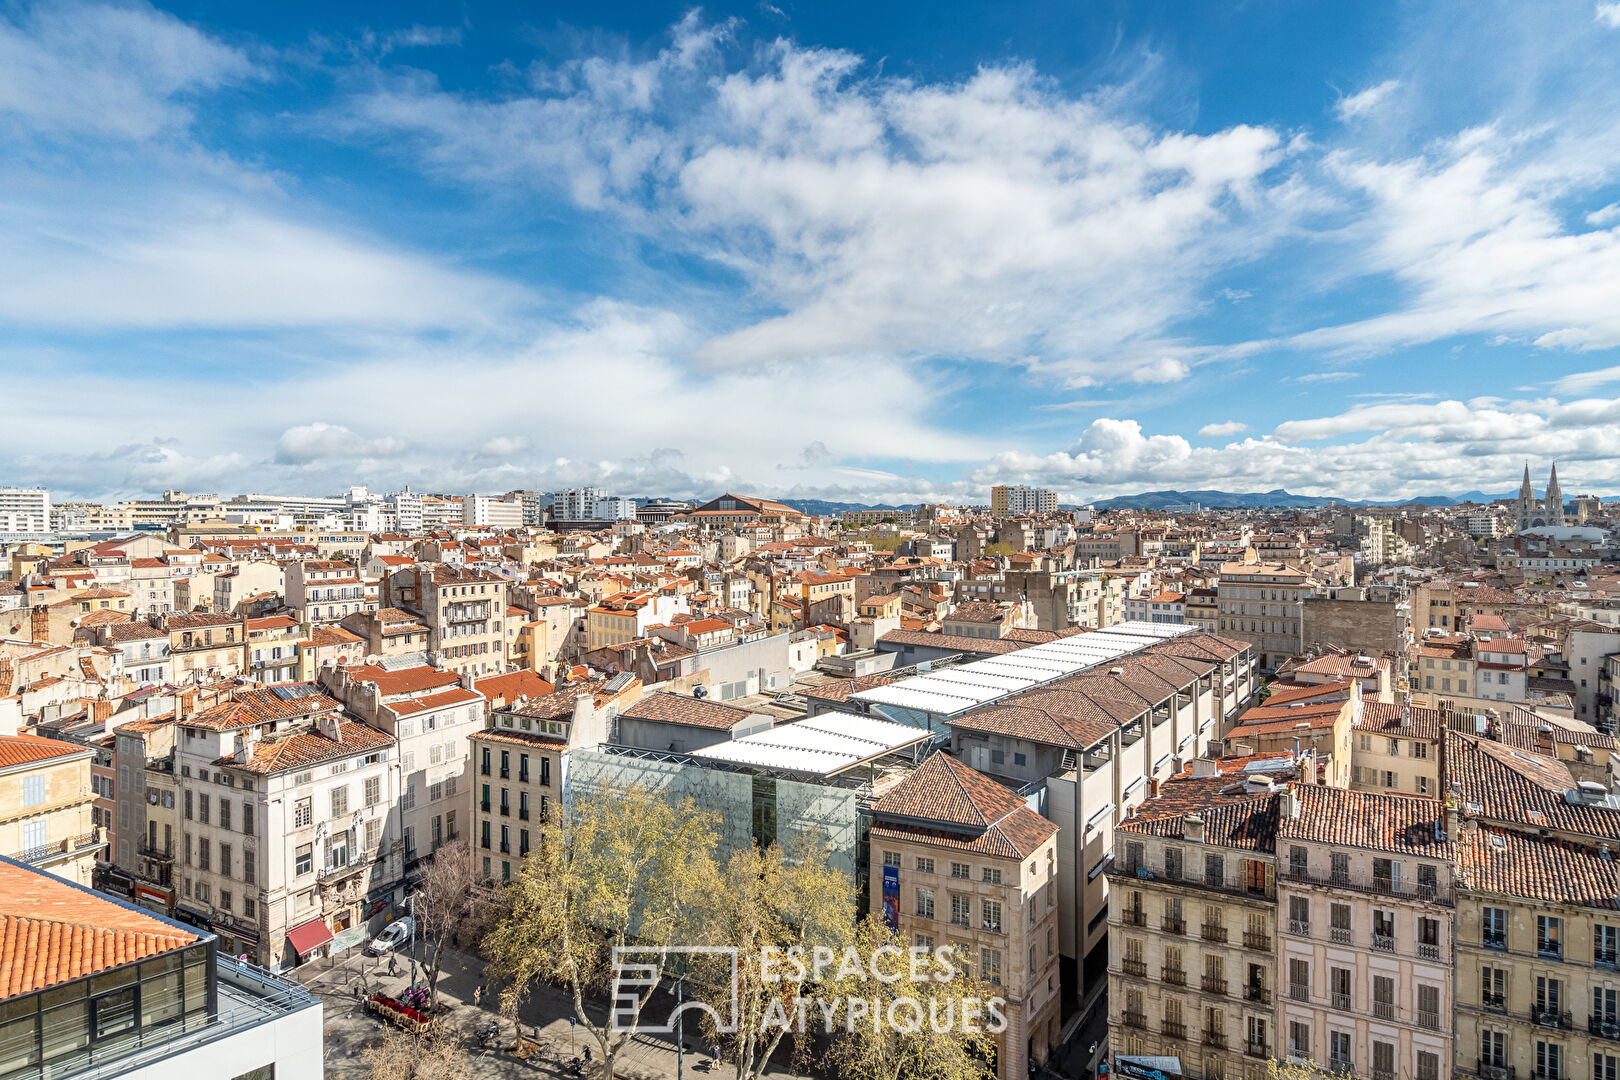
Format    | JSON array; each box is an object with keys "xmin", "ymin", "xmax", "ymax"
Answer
[
  {"xmin": 1454, "ymin": 825, "xmax": 1620, "ymax": 1080},
  {"xmin": 0, "ymin": 733, "xmax": 103, "ymax": 885},
  {"xmin": 868, "ymin": 753, "xmax": 1062, "ymax": 1080},
  {"xmin": 1217, "ymin": 562, "xmax": 1312, "ymax": 669},
  {"xmin": 384, "ymin": 565, "xmax": 511, "ymax": 676},
  {"xmin": 1350, "ymin": 701, "xmax": 1444, "ymax": 799},
  {"xmin": 164, "ymin": 610, "xmax": 247, "ymax": 682},
  {"xmin": 1109, "ymin": 778, "xmax": 1282, "ymax": 1080},
  {"xmin": 1276, "ymin": 786, "xmax": 1453, "ymax": 1080}
]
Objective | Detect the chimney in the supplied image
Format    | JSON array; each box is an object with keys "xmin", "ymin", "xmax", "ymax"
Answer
[
  {"xmin": 1279, "ymin": 782, "xmax": 1300, "ymax": 819},
  {"xmin": 1445, "ymin": 801, "xmax": 1460, "ymax": 843},
  {"xmin": 1190, "ymin": 758, "xmax": 1220, "ymax": 778},
  {"xmin": 316, "ymin": 712, "xmax": 341, "ymax": 741},
  {"xmin": 1184, "ymin": 813, "xmax": 1205, "ymax": 843}
]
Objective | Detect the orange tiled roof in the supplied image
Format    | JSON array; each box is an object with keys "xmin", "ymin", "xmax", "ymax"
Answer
[
  {"xmin": 0, "ymin": 860, "xmax": 198, "ymax": 1001},
  {"xmin": 0, "ymin": 735, "xmax": 93, "ymax": 770}
]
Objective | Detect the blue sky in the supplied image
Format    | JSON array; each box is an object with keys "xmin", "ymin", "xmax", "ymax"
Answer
[{"xmin": 5, "ymin": 0, "xmax": 1620, "ymax": 505}]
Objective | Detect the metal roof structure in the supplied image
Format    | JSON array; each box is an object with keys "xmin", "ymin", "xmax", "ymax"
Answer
[
  {"xmin": 849, "ymin": 620, "xmax": 1195, "ymax": 718},
  {"xmin": 688, "ymin": 713, "xmax": 932, "ymax": 777}
]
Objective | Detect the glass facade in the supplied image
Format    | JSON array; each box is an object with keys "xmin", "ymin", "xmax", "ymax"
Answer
[{"xmin": 0, "ymin": 940, "xmax": 215, "ymax": 1079}]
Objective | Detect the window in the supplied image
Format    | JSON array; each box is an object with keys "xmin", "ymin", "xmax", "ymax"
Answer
[
  {"xmin": 982, "ymin": 900, "xmax": 1003, "ymax": 933},
  {"xmin": 294, "ymin": 798, "xmax": 312, "ymax": 828},
  {"xmin": 197, "ymin": 839, "xmax": 211, "ymax": 871},
  {"xmin": 1539, "ymin": 915, "xmax": 1563, "ymax": 958},
  {"xmin": 218, "ymin": 800, "xmax": 231, "ymax": 832},
  {"xmin": 1288, "ymin": 845, "xmax": 1307, "ymax": 876},
  {"xmin": 294, "ymin": 843, "xmax": 312, "ymax": 876},
  {"xmin": 1329, "ymin": 1031, "xmax": 1353, "ymax": 1070},
  {"xmin": 1373, "ymin": 1041, "xmax": 1395, "ymax": 1079},
  {"xmin": 219, "ymin": 843, "xmax": 232, "ymax": 878},
  {"xmin": 883, "ymin": 851, "xmax": 901, "ymax": 868},
  {"xmin": 198, "ymin": 793, "xmax": 209, "ymax": 825},
  {"xmin": 1596, "ymin": 1055, "xmax": 1618, "ymax": 1080},
  {"xmin": 1598, "ymin": 925, "xmax": 1620, "ymax": 966},
  {"xmin": 951, "ymin": 862, "xmax": 971, "ymax": 879},
  {"xmin": 1482, "ymin": 965, "xmax": 1506, "ymax": 1008},
  {"xmin": 244, "ymin": 848, "xmax": 256, "ymax": 885},
  {"xmin": 915, "ymin": 857, "xmax": 934, "ymax": 874},
  {"xmin": 330, "ymin": 785, "xmax": 348, "ymax": 818},
  {"xmin": 916, "ymin": 888, "xmax": 934, "ymax": 919},
  {"xmin": 1330, "ymin": 852, "xmax": 1349, "ymax": 882},
  {"xmin": 364, "ymin": 777, "xmax": 381, "ymax": 807},
  {"xmin": 982, "ymin": 867, "xmax": 1002, "ymax": 885},
  {"xmin": 980, "ymin": 947, "xmax": 1002, "ymax": 986},
  {"xmin": 1538, "ymin": 1041, "xmax": 1562, "ymax": 1080},
  {"xmin": 950, "ymin": 894, "xmax": 971, "ymax": 928},
  {"xmin": 1288, "ymin": 895, "xmax": 1309, "ymax": 934},
  {"xmin": 1484, "ymin": 906, "xmax": 1507, "ymax": 948},
  {"xmin": 1288, "ymin": 1020, "xmax": 1311, "ymax": 1057},
  {"xmin": 1481, "ymin": 1030, "xmax": 1506, "ymax": 1068},
  {"xmin": 1164, "ymin": 846, "xmax": 1183, "ymax": 879},
  {"xmin": 184, "ymin": 789, "xmax": 193, "ymax": 820}
]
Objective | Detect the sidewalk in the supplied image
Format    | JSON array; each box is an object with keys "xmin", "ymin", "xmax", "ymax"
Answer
[{"xmin": 301, "ymin": 945, "xmax": 808, "ymax": 1080}]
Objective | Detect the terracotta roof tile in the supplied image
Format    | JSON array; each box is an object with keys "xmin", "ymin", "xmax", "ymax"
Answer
[{"xmin": 620, "ymin": 692, "xmax": 756, "ymax": 731}]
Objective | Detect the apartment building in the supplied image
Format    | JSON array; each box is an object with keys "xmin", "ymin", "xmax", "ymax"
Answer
[
  {"xmin": 383, "ymin": 565, "xmax": 510, "ymax": 676},
  {"xmin": 869, "ymin": 753, "xmax": 1062, "ymax": 1080},
  {"xmin": 1455, "ymin": 826, "xmax": 1620, "ymax": 1080},
  {"xmin": 469, "ymin": 699, "xmax": 563, "ymax": 884},
  {"xmin": 163, "ymin": 611, "xmax": 247, "ymax": 683},
  {"xmin": 1276, "ymin": 786, "xmax": 1453, "ymax": 1080},
  {"xmin": 1217, "ymin": 562, "xmax": 1311, "ymax": 669},
  {"xmin": 1109, "ymin": 778, "xmax": 1282, "ymax": 1080},
  {"xmin": 1224, "ymin": 684, "xmax": 1358, "ymax": 788},
  {"xmin": 1350, "ymin": 702, "xmax": 1444, "ymax": 798},
  {"xmin": 0, "ymin": 487, "xmax": 50, "ymax": 533},
  {"xmin": 98, "ymin": 621, "xmax": 172, "ymax": 687},
  {"xmin": 174, "ymin": 686, "xmax": 397, "ymax": 969},
  {"xmin": 245, "ymin": 615, "xmax": 302, "ymax": 684},
  {"xmin": 112, "ymin": 706, "xmax": 180, "ymax": 912},
  {"xmin": 463, "ymin": 494, "xmax": 523, "ymax": 528},
  {"xmin": 284, "ymin": 560, "xmax": 379, "ymax": 625},
  {"xmin": 0, "ymin": 733, "xmax": 102, "ymax": 885},
  {"xmin": 584, "ymin": 590, "xmax": 689, "ymax": 650},
  {"xmin": 321, "ymin": 662, "xmax": 484, "ymax": 872},
  {"xmin": 991, "ymin": 485, "xmax": 1058, "ymax": 518}
]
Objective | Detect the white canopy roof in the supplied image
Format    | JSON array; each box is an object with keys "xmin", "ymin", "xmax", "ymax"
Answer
[
  {"xmin": 849, "ymin": 620, "xmax": 1195, "ymax": 717},
  {"xmin": 689, "ymin": 712, "xmax": 933, "ymax": 777}
]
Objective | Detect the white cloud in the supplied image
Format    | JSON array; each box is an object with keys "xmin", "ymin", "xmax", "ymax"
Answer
[
  {"xmin": 345, "ymin": 26, "xmax": 1297, "ymax": 387},
  {"xmin": 1198, "ymin": 421, "xmax": 1249, "ymax": 437},
  {"xmin": 1292, "ymin": 370, "xmax": 1360, "ymax": 383},
  {"xmin": 1334, "ymin": 79, "xmax": 1399, "ymax": 121},
  {"xmin": 0, "ymin": 1, "xmax": 255, "ymax": 139},
  {"xmin": 478, "ymin": 435, "xmax": 532, "ymax": 457},
  {"xmin": 275, "ymin": 424, "xmax": 410, "ymax": 464},
  {"xmin": 1597, "ymin": 3, "xmax": 1620, "ymax": 28}
]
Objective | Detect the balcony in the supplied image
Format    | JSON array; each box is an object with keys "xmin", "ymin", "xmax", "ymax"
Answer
[
  {"xmin": 1203, "ymin": 1031, "xmax": 1228, "ymax": 1050},
  {"xmin": 1121, "ymin": 1010, "xmax": 1147, "ymax": 1030},
  {"xmin": 1371, "ymin": 933, "xmax": 1396, "ymax": 954},
  {"xmin": 1121, "ymin": 959, "xmax": 1147, "ymax": 977},
  {"xmin": 480, "ymin": 799, "xmax": 491, "ymax": 813},
  {"xmin": 1373, "ymin": 1000, "xmax": 1396, "ymax": 1021},
  {"xmin": 1281, "ymin": 868, "xmax": 1453, "ymax": 906},
  {"xmin": 1481, "ymin": 993, "xmax": 1506, "ymax": 1012},
  {"xmin": 1121, "ymin": 909, "xmax": 1147, "ymax": 927},
  {"xmin": 1162, "ymin": 918, "xmax": 1185, "ymax": 935},
  {"xmin": 1161, "ymin": 967, "xmax": 1187, "ymax": 987},
  {"xmin": 1245, "ymin": 1042, "xmax": 1270, "ymax": 1060},
  {"xmin": 1478, "ymin": 1062, "xmax": 1514, "ymax": 1080},
  {"xmin": 1537, "ymin": 943, "xmax": 1563, "ymax": 961},
  {"xmin": 1160, "ymin": 1020, "xmax": 1187, "ymax": 1041},
  {"xmin": 1418, "ymin": 1010, "xmax": 1441, "ymax": 1031},
  {"xmin": 1330, "ymin": 926, "xmax": 1352, "ymax": 945},
  {"xmin": 1288, "ymin": 985, "xmax": 1309, "ymax": 1003},
  {"xmin": 1243, "ymin": 930, "xmax": 1271, "ymax": 952},
  {"xmin": 1483, "ymin": 932, "xmax": 1507, "ymax": 951},
  {"xmin": 1530, "ymin": 1005, "xmax": 1572, "ymax": 1030},
  {"xmin": 1332, "ymin": 992, "xmax": 1352, "ymax": 1010},
  {"xmin": 1201, "ymin": 924, "xmax": 1228, "ymax": 943},
  {"xmin": 1597, "ymin": 950, "xmax": 1619, "ymax": 970},
  {"xmin": 1373, "ymin": 1071, "xmax": 1395, "ymax": 1080},
  {"xmin": 1417, "ymin": 942, "xmax": 1441, "ymax": 961},
  {"xmin": 137, "ymin": 844, "xmax": 175, "ymax": 862},
  {"xmin": 1288, "ymin": 919, "xmax": 1310, "ymax": 937},
  {"xmin": 1201, "ymin": 977, "xmax": 1228, "ymax": 997},
  {"xmin": 1590, "ymin": 1015, "xmax": 1620, "ymax": 1041},
  {"xmin": 8, "ymin": 830, "xmax": 104, "ymax": 866}
]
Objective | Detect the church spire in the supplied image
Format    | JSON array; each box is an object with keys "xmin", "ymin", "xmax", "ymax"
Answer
[
  {"xmin": 1520, "ymin": 462, "xmax": 1534, "ymax": 500},
  {"xmin": 1547, "ymin": 462, "xmax": 1563, "ymax": 524}
]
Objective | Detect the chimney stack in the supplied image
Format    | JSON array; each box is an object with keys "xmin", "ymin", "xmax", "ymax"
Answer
[{"xmin": 1184, "ymin": 813, "xmax": 1205, "ymax": 843}]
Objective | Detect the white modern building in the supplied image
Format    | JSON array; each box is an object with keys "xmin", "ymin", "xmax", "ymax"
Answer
[{"xmin": 0, "ymin": 487, "xmax": 50, "ymax": 533}]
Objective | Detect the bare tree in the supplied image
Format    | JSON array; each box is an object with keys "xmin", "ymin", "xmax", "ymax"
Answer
[
  {"xmin": 360, "ymin": 1026, "xmax": 467, "ymax": 1080},
  {"xmin": 410, "ymin": 840, "xmax": 482, "ymax": 1010},
  {"xmin": 482, "ymin": 782, "xmax": 720, "ymax": 1080}
]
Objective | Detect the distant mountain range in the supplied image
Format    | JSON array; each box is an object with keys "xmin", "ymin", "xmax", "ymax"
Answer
[{"xmin": 1086, "ymin": 488, "xmax": 1522, "ymax": 510}]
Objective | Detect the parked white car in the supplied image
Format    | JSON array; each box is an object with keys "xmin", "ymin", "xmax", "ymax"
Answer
[{"xmin": 365, "ymin": 916, "xmax": 414, "ymax": 956}]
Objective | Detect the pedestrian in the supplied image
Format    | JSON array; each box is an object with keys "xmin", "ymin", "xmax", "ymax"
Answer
[
  {"xmin": 388, "ymin": 953, "xmax": 398, "ymax": 977},
  {"xmin": 583, "ymin": 1045, "xmax": 592, "ymax": 1063},
  {"xmin": 473, "ymin": 984, "xmax": 483, "ymax": 1006},
  {"xmin": 236, "ymin": 953, "xmax": 247, "ymax": 974}
]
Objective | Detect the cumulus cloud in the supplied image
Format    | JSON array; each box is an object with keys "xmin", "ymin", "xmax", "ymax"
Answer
[
  {"xmin": 343, "ymin": 22, "xmax": 1296, "ymax": 387},
  {"xmin": 478, "ymin": 435, "xmax": 532, "ymax": 457},
  {"xmin": 275, "ymin": 423, "xmax": 410, "ymax": 464},
  {"xmin": 1597, "ymin": 3, "xmax": 1620, "ymax": 28},
  {"xmin": 1198, "ymin": 421, "xmax": 1249, "ymax": 437}
]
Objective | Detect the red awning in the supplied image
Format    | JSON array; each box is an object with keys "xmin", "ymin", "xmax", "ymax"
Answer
[{"xmin": 287, "ymin": 918, "xmax": 335, "ymax": 957}]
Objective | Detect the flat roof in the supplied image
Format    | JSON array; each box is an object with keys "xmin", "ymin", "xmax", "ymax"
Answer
[
  {"xmin": 688, "ymin": 713, "xmax": 932, "ymax": 777},
  {"xmin": 850, "ymin": 620, "xmax": 1196, "ymax": 717}
]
